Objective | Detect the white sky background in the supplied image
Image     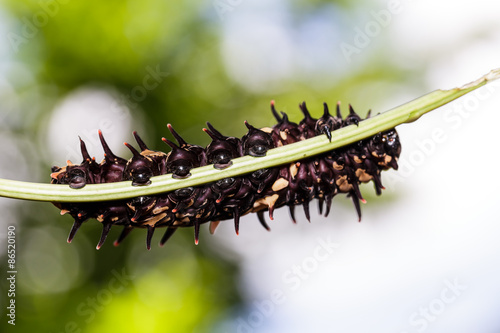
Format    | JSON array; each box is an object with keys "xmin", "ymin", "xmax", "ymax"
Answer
[{"xmin": 214, "ymin": 0, "xmax": 500, "ymax": 332}]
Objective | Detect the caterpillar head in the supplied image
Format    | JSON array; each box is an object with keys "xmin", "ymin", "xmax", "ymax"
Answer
[
  {"xmin": 366, "ymin": 129, "xmax": 401, "ymax": 170},
  {"xmin": 381, "ymin": 129, "xmax": 401, "ymax": 157}
]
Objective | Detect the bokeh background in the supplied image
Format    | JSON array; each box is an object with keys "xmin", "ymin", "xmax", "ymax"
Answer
[{"xmin": 1, "ymin": 0, "xmax": 500, "ymax": 332}]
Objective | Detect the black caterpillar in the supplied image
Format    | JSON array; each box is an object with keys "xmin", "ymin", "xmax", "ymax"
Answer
[{"xmin": 50, "ymin": 101, "xmax": 401, "ymax": 249}]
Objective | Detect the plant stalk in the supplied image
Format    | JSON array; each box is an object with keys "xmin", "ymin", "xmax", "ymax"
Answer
[{"xmin": 1, "ymin": 68, "xmax": 499, "ymax": 202}]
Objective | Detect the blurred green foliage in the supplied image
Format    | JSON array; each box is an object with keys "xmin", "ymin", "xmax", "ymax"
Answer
[
  {"xmin": 0, "ymin": 0, "xmax": 419, "ymax": 332},
  {"xmin": 1, "ymin": 1, "xmax": 245, "ymax": 332}
]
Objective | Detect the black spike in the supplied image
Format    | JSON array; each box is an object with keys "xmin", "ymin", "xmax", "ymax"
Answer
[
  {"xmin": 257, "ymin": 210, "xmax": 271, "ymax": 231},
  {"xmin": 303, "ymin": 200, "xmax": 311, "ymax": 222},
  {"xmin": 162, "ymin": 137, "xmax": 178, "ymax": 150},
  {"xmin": 79, "ymin": 137, "xmax": 91, "ymax": 161},
  {"xmin": 269, "ymin": 204, "xmax": 275, "ymax": 221},
  {"xmin": 280, "ymin": 111, "xmax": 289, "ymax": 123},
  {"xmin": 159, "ymin": 227, "xmax": 177, "ymax": 246},
  {"xmin": 318, "ymin": 197, "xmax": 324, "ymax": 215},
  {"xmin": 336, "ymin": 101, "xmax": 342, "ymax": 118},
  {"xmin": 323, "ymin": 102, "xmax": 331, "ymax": 117},
  {"xmin": 203, "ymin": 127, "xmax": 217, "ymax": 141},
  {"xmin": 389, "ymin": 158, "xmax": 399, "ymax": 170},
  {"xmin": 96, "ymin": 222, "xmax": 112, "ymax": 250},
  {"xmin": 194, "ymin": 220, "xmax": 200, "ymax": 245},
  {"xmin": 167, "ymin": 124, "xmax": 187, "ymax": 147},
  {"xmin": 349, "ymin": 104, "xmax": 357, "ymax": 115},
  {"xmin": 324, "ymin": 193, "xmax": 333, "ymax": 217},
  {"xmin": 299, "ymin": 101, "xmax": 311, "ymax": 118},
  {"xmin": 113, "ymin": 226, "xmax": 133, "ymax": 247},
  {"xmin": 372, "ymin": 173, "xmax": 384, "ymax": 195},
  {"xmin": 270, "ymin": 100, "xmax": 282, "ymax": 122},
  {"xmin": 146, "ymin": 225, "xmax": 155, "ymax": 250},
  {"xmin": 351, "ymin": 181, "xmax": 366, "ymax": 203},
  {"xmin": 244, "ymin": 120, "xmax": 256, "ymax": 131},
  {"xmin": 99, "ymin": 130, "xmax": 121, "ymax": 161},
  {"xmin": 206, "ymin": 122, "xmax": 225, "ymax": 139},
  {"xmin": 234, "ymin": 208, "xmax": 241, "ymax": 235},
  {"xmin": 124, "ymin": 142, "xmax": 141, "ymax": 157},
  {"xmin": 67, "ymin": 220, "xmax": 83, "ymax": 243},
  {"xmin": 133, "ymin": 131, "xmax": 149, "ymax": 151},
  {"xmin": 288, "ymin": 205, "xmax": 297, "ymax": 224},
  {"xmin": 350, "ymin": 192, "xmax": 362, "ymax": 222}
]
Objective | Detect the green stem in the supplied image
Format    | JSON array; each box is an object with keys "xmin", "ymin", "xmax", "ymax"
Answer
[{"xmin": 1, "ymin": 69, "xmax": 499, "ymax": 202}]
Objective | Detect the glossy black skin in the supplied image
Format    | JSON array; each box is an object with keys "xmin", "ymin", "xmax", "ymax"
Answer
[
  {"xmin": 164, "ymin": 141, "xmax": 202, "ymax": 179},
  {"xmin": 164, "ymin": 124, "xmax": 206, "ymax": 179},
  {"xmin": 123, "ymin": 132, "xmax": 168, "ymax": 186},
  {"xmin": 241, "ymin": 122, "xmax": 274, "ymax": 157},
  {"xmin": 204, "ymin": 122, "xmax": 242, "ymax": 169}
]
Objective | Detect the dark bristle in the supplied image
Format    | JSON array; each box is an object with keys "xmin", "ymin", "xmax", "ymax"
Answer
[
  {"xmin": 162, "ymin": 137, "xmax": 178, "ymax": 150},
  {"xmin": 79, "ymin": 137, "xmax": 91, "ymax": 161},
  {"xmin": 206, "ymin": 122, "xmax": 225, "ymax": 139},
  {"xmin": 257, "ymin": 211, "xmax": 271, "ymax": 231},
  {"xmin": 324, "ymin": 193, "xmax": 333, "ymax": 217},
  {"xmin": 167, "ymin": 124, "xmax": 187, "ymax": 147},
  {"xmin": 203, "ymin": 127, "xmax": 218, "ymax": 141},
  {"xmin": 159, "ymin": 227, "xmax": 177, "ymax": 247},
  {"xmin": 288, "ymin": 205, "xmax": 297, "ymax": 224},
  {"xmin": 302, "ymin": 201, "xmax": 311, "ymax": 222},
  {"xmin": 233, "ymin": 208, "xmax": 240, "ymax": 235},
  {"xmin": 349, "ymin": 104, "xmax": 356, "ymax": 115},
  {"xmin": 124, "ymin": 142, "xmax": 141, "ymax": 157},
  {"xmin": 114, "ymin": 226, "xmax": 133, "ymax": 247},
  {"xmin": 318, "ymin": 197, "xmax": 324, "ymax": 215},
  {"xmin": 323, "ymin": 102, "xmax": 330, "ymax": 117},
  {"xmin": 280, "ymin": 111, "xmax": 290, "ymax": 123},
  {"xmin": 350, "ymin": 192, "xmax": 362, "ymax": 222},
  {"xmin": 96, "ymin": 222, "xmax": 112, "ymax": 250},
  {"xmin": 67, "ymin": 220, "xmax": 83, "ymax": 243},
  {"xmin": 270, "ymin": 101, "xmax": 282, "ymax": 122},
  {"xmin": 146, "ymin": 226, "xmax": 155, "ymax": 250},
  {"xmin": 99, "ymin": 130, "xmax": 120, "ymax": 161},
  {"xmin": 299, "ymin": 101, "xmax": 310, "ymax": 118},
  {"xmin": 133, "ymin": 131, "xmax": 149, "ymax": 151},
  {"xmin": 194, "ymin": 221, "xmax": 200, "ymax": 245},
  {"xmin": 336, "ymin": 101, "xmax": 342, "ymax": 118}
]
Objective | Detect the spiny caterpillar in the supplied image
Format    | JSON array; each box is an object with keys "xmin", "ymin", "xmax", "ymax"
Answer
[{"xmin": 50, "ymin": 101, "xmax": 401, "ymax": 249}]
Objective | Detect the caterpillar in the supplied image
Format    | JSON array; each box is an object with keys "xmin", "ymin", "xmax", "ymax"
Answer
[{"xmin": 50, "ymin": 101, "xmax": 401, "ymax": 249}]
